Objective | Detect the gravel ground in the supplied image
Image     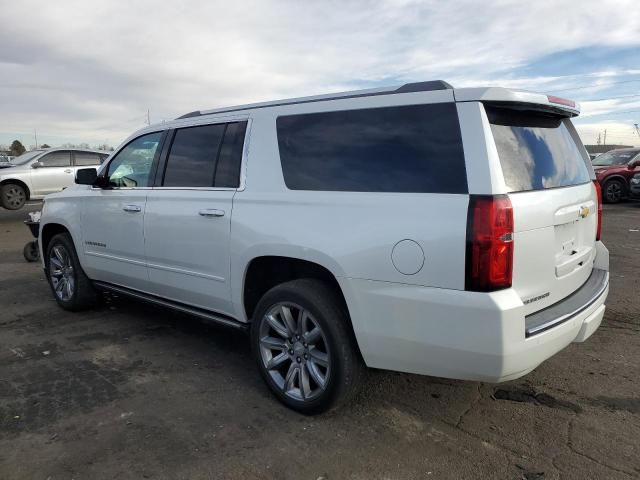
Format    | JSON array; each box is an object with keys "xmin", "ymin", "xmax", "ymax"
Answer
[{"xmin": 0, "ymin": 201, "xmax": 638, "ymax": 480}]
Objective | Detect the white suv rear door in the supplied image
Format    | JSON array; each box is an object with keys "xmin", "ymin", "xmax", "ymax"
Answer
[
  {"xmin": 143, "ymin": 120, "xmax": 247, "ymax": 317},
  {"xmin": 482, "ymin": 104, "xmax": 598, "ymax": 315}
]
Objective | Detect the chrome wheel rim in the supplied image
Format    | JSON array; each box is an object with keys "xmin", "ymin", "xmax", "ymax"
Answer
[
  {"xmin": 5, "ymin": 186, "xmax": 25, "ymax": 208},
  {"xmin": 606, "ymin": 182, "xmax": 622, "ymax": 202},
  {"xmin": 259, "ymin": 303, "xmax": 330, "ymax": 402},
  {"xmin": 49, "ymin": 245, "xmax": 75, "ymax": 301}
]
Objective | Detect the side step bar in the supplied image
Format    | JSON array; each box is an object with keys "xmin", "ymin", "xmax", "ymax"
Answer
[{"xmin": 93, "ymin": 281, "xmax": 248, "ymax": 331}]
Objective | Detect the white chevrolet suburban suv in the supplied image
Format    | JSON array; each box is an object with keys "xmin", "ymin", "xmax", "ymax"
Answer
[{"xmin": 39, "ymin": 81, "xmax": 609, "ymax": 413}]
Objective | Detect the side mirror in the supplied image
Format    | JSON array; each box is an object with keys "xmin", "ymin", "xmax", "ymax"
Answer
[
  {"xmin": 75, "ymin": 168, "xmax": 98, "ymax": 185},
  {"xmin": 628, "ymin": 160, "xmax": 640, "ymax": 169},
  {"xmin": 31, "ymin": 161, "xmax": 43, "ymax": 169}
]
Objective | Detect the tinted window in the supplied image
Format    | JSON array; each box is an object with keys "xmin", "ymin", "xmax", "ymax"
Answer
[
  {"xmin": 163, "ymin": 124, "xmax": 225, "ymax": 187},
  {"xmin": 277, "ymin": 104, "xmax": 467, "ymax": 193},
  {"xmin": 107, "ymin": 132, "xmax": 162, "ymax": 188},
  {"xmin": 215, "ymin": 122, "xmax": 247, "ymax": 188},
  {"xmin": 40, "ymin": 151, "xmax": 71, "ymax": 167},
  {"xmin": 487, "ymin": 107, "xmax": 591, "ymax": 192},
  {"xmin": 74, "ymin": 152, "xmax": 102, "ymax": 166},
  {"xmin": 592, "ymin": 150, "xmax": 640, "ymax": 166}
]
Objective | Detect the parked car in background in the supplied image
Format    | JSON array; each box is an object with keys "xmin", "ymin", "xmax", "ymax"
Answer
[
  {"xmin": 630, "ymin": 172, "xmax": 640, "ymax": 198},
  {"xmin": 0, "ymin": 154, "xmax": 12, "ymax": 168},
  {"xmin": 0, "ymin": 148, "xmax": 109, "ymax": 209},
  {"xmin": 592, "ymin": 148, "xmax": 640, "ymax": 203},
  {"xmin": 39, "ymin": 81, "xmax": 609, "ymax": 413}
]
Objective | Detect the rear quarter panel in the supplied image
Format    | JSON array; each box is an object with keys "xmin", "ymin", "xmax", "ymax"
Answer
[{"xmin": 230, "ymin": 94, "xmax": 469, "ymax": 321}]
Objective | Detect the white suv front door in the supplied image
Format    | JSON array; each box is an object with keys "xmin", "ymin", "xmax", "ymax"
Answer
[
  {"xmin": 30, "ymin": 151, "xmax": 74, "ymax": 196},
  {"xmin": 143, "ymin": 121, "xmax": 247, "ymax": 317},
  {"xmin": 80, "ymin": 132, "xmax": 164, "ymax": 292}
]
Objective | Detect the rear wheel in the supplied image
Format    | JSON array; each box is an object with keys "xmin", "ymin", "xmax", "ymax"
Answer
[
  {"xmin": 251, "ymin": 279, "xmax": 364, "ymax": 414},
  {"xmin": 1, "ymin": 183, "xmax": 27, "ymax": 210},
  {"xmin": 603, "ymin": 179, "xmax": 625, "ymax": 203},
  {"xmin": 45, "ymin": 233, "xmax": 98, "ymax": 311}
]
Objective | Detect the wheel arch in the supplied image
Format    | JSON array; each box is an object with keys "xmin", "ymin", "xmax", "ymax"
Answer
[
  {"xmin": 601, "ymin": 174, "xmax": 628, "ymax": 188},
  {"xmin": 40, "ymin": 223, "xmax": 71, "ymax": 262},
  {"xmin": 0, "ymin": 178, "xmax": 31, "ymax": 200},
  {"xmin": 241, "ymin": 254, "xmax": 367, "ymax": 354}
]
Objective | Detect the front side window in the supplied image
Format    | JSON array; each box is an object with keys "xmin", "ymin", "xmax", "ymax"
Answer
[
  {"xmin": 276, "ymin": 104, "xmax": 467, "ymax": 193},
  {"xmin": 107, "ymin": 132, "xmax": 162, "ymax": 188},
  {"xmin": 40, "ymin": 151, "xmax": 71, "ymax": 167}
]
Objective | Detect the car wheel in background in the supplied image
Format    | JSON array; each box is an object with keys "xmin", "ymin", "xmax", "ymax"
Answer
[
  {"xmin": 45, "ymin": 233, "xmax": 99, "ymax": 311},
  {"xmin": 1, "ymin": 183, "xmax": 27, "ymax": 210},
  {"xmin": 251, "ymin": 278, "xmax": 365, "ymax": 414},
  {"xmin": 603, "ymin": 179, "xmax": 625, "ymax": 203}
]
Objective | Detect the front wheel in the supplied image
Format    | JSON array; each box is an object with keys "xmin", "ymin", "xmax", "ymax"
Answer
[
  {"xmin": 1, "ymin": 183, "xmax": 27, "ymax": 210},
  {"xmin": 603, "ymin": 179, "xmax": 625, "ymax": 203},
  {"xmin": 45, "ymin": 233, "xmax": 98, "ymax": 311},
  {"xmin": 251, "ymin": 279, "xmax": 364, "ymax": 414}
]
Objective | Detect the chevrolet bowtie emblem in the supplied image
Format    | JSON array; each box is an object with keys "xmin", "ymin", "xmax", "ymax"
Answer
[{"xmin": 579, "ymin": 206, "xmax": 590, "ymax": 218}]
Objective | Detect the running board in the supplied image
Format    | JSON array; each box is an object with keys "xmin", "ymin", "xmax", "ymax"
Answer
[{"xmin": 93, "ymin": 281, "xmax": 248, "ymax": 331}]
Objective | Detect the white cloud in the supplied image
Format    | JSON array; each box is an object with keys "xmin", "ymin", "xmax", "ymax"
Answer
[{"xmin": 1, "ymin": 0, "xmax": 639, "ymax": 147}]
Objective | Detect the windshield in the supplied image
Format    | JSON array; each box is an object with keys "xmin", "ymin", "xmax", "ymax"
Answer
[
  {"xmin": 487, "ymin": 106, "xmax": 591, "ymax": 192},
  {"xmin": 10, "ymin": 150, "xmax": 44, "ymax": 165},
  {"xmin": 592, "ymin": 150, "xmax": 639, "ymax": 166}
]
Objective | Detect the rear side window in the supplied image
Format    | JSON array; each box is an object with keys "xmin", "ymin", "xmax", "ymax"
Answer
[
  {"xmin": 162, "ymin": 121, "xmax": 247, "ymax": 188},
  {"xmin": 74, "ymin": 152, "xmax": 102, "ymax": 166},
  {"xmin": 487, "ymin": 106, "xmax": 591, "ymax": 192},
  {"xmin": 276, "ymin": 104, "xmax": 467, "ymax": 193},
  {"xmin": 163, "ymin": 124, "xmax": 225, "ymax": 187}
]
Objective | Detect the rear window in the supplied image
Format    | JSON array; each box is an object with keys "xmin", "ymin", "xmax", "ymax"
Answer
[
  {"xmin": 276, "ymin": 103, "xmax": 467, "ymax": 193},
  {"xmin": 487, "ymin": 106, "xmax": 591, "ymax": 192}
]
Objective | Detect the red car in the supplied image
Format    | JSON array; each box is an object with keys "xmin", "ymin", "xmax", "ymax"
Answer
[{"xmin": 592, "ymin": 148, "xmax": 640, "ymax": 203}]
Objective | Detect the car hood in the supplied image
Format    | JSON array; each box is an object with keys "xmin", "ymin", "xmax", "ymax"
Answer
[{"xmin": 0, "ymin": 164, "xmax": 30, "ymax": 176}]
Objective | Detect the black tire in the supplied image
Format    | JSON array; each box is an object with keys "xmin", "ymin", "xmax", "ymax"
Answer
[
  {"xmin": 251, "ymin": 278, "xmax": 365, "ymax": 414},
  {"xmin": 1, "ymin": 183, "xmax": 27, "ymax": 210},
  {"xmin": 23, "ymin": 241, "xmax": 40, "ymax": 262},
  {"xmin": 603, "ymin": 179, "xmax": 625, "ymax": 203},
  {"xmin": 45, "ymin": 233, "xmax": 98, "ymax": 311}
]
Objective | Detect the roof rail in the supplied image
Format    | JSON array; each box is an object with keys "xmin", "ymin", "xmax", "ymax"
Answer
[{"xmin": 174, "ymin": 80, "xmax": 452, "ymax": 120}]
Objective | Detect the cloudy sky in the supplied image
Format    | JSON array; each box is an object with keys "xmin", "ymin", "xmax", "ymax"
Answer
[{"xmin": 1, "ymin": 0, "xmax": 639, "ymax": 150}]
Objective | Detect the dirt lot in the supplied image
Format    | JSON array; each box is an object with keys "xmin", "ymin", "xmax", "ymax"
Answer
[{"xmin": 0, "ymin": 202, "xmax": 638, "ymax": 480}]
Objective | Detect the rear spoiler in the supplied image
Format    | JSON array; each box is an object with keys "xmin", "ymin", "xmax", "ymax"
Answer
[{"xmin": 454, "ymin": 87, "xmax": 580, "ymax": 117}]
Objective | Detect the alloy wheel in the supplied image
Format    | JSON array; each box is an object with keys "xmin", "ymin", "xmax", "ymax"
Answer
[
  {"xmin": 4, "ymin": 186, "xmax": 26, "ymax": 209},
  {"xmin": 606, "ymin": 182, "xmax": 622, "ymax": 202},
  {"xmin": 259, "ymin": 303, "xmax": 331, "ymax": 402},
  {"xmin": 49, "ymin": 244, "xmax": 75, "ymax": 301}
]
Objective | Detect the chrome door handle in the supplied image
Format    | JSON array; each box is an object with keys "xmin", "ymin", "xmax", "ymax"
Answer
[
  {"xmin": 198, "ymin": 209, "xmax": 225, "ymax": 217},
  {"xmin": 64, "ymin": 169, "xmax": 72, "ymax": 173},
  {"xmin": 123, "ymin": 205, "xmax": 142, "ymax": 213}
]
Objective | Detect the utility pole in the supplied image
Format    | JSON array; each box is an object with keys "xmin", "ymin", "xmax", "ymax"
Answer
[
  {"xmin": 603, "ymin": 129, "xmax": 607, "ymax": 145},
  {"xmin": 34, "ymin": 129, "xmax": 38, "ymax": 149},
  {"xmin": 596, "ymin": 132, "xmax": 601, "ymax": 145},
  {"xmin": 146, "ymin": 109, "xmax": 151, "ymax": 126}
]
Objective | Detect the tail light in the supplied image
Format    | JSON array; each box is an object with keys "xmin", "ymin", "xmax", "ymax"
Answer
[
  {"xmin": 594, "ymin": 180, "xmax": 602, "ymax": 241},
  {"xmin": 466, "ymin": 195, "xmax": 513, "ymax": 291}
]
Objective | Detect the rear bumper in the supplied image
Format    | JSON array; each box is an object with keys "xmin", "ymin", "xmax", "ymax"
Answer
[{"xmin": 340, "ymin": 243, "xmax": 609, "ymax": 383}]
